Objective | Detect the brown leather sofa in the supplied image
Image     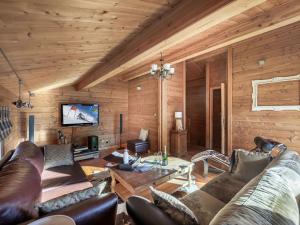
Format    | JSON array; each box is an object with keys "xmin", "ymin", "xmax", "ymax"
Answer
[{"xmin": 0, "ymin": 141, "xmax": 118, "ymax": 225}]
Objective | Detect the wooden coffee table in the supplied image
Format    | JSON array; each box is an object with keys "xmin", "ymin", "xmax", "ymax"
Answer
[{"xmin": 110, "ymin": 156, "xmax": 193, "ymax": 201}]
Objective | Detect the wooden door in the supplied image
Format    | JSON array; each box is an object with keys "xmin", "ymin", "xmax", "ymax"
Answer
[{"xmin": 210, "ymin": 84, "xmax": 226, "ymax": 153}]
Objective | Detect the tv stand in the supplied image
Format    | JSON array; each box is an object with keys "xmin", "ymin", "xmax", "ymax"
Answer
[{"xmin": 73, "ymin": 145, "xmax": 99, "ymax": 161}]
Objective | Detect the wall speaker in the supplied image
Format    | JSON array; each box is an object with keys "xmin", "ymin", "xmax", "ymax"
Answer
[
  {"xmin": 88, "ymin": 136, "xmax": 98, "ymax": 151},
  {"xmin": 120, "ymin": 113, "xmax": 123, "ymax": 134},
  {"xmin": 28, "ymin": 115, "xmax": 35, "ymax": 143}
]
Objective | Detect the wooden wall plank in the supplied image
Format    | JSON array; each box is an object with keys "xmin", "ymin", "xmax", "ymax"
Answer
[
  {"xmin": 165, "ymin": 62, "xmax": 185, "ymax": 152},
  {"xmin": 231, "ymin": 22, "xmax": 300, "ymax": 152},
  {"xmin": 0, "ymin": 77, "xmax": 128, "ymax": 152},
  {"xmin": 186, "ymin": 62, "xmax": 206, "ymax": 147},
  {"xmin": 128, "ymin": 75, "xmax": 158, "ymax": 152},
  {"xmin": 227, "ymin": 47, "xmax": 233, "ymax": 154}
]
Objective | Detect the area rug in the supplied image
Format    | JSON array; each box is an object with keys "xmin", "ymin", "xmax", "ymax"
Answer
[
  {"xmin": 91, "ymin": 169, "xmax": 200, "ymax": 225},
  {"xmin": 115, "ymin": 185, "xmax": 200, "ymax": 225}
]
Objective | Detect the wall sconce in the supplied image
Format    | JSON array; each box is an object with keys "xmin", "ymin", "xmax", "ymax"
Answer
[{"xmin": 136, "ymin": 86, "xmax": 142, "ymax": 91}]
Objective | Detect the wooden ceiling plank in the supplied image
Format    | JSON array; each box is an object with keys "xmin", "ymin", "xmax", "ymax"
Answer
[
  {"xmin": 0, "ymin": 0, "xmax": 181, "ymax": 91},
  {"xmin": 76, "ymin": 0, "xmax": 266, "ymax": 90},
  {"xmin": 121, "ymin": 0, "xmax": 300, "ymax": 81}
]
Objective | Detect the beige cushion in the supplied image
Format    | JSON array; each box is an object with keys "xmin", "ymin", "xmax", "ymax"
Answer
[
  {"xmin": 210, "ymin": 156, "xmax": 299, "ymax": 225},
  {"xmin": 201, "ymin": 172, "xmax": 247, "ymax": 204},
  {"xmin": 150, "ymin": 186, "xmax": 198, "ymax": 225},
  {"xmin": 44, "ymin": 144, "xmax": 73, "ymax": 169},
  {"xmin": 232, "ymin": 149, "xmax": 271, "ymax": 182},
  {"xmin": 37, "ymin": 182, "xmax": 107, "ymax": 214},
  {"xmin": 181, "ymin": 190, "xmax": 225, "ymax": 225},
  {"xmin": 139, "ymin": 129, "xmax": 149, "ymax": 141},
  {"xmin": 41, "ymin": 181, "xmax": 93, "ymax": 202}
]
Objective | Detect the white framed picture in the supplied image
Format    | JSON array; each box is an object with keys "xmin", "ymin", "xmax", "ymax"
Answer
[{"xmin": 252, "ymin": 74, "xmax": 300, "ymax": 111}]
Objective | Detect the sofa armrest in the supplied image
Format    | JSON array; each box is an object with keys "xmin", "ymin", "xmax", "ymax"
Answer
[
  {"xmin": 49, "ymin": 193, "xmax": 118, "ymax": 225},
  {"xmin": 126, "ymin": 196, "xmax": 177, "ymax": 225}
]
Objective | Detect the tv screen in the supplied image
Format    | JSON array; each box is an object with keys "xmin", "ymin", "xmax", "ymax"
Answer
[{"xmin": 61, "ymin": 104, "xmax": 99, "ymax": 126}]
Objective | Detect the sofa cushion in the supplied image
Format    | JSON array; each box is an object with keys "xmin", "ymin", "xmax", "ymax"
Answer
[
  {"xmin": 266, "ymin": 150, "xmax": 300, "ymax": 197},
  {"xmin": 210, "ymin": 165, "xmax": 299, "ymax": 225},
  {"xmin": 41, "ymin": 162, "xmax": 91, "ymax": 202},
  {"xmin": 150, "ymin": 186, "xmax": 198, "ymax": 225},
  {"xmin": 41, "ymin": 181, "xmax": 93, "ymax": 203},
  {"xmin": 10, "ymin": 141, "xmax": 44, "ymax": 174},
  {"xmin": 0, "ymin": 159, "xmax": 41, "ymax": 225},
  {"xmin": 139, "ymin": 129, "xmax": 149, "ymax": 141},
  {"xmin": 44, "ymin": 144, "xmax": 74, "ymax": 169},
  {"xmin": 181, "ymin": 190, "xmax": 225, "ymax": 225},
  {"xmin": 37, "ymin": 181, "xmax": 107, "ymax": 215},
  {"xmin": 231, "ymin": 149, "xmax": 271, "ymax": 182},
  {"xmin": 201, "ymin": 172, "xmax": 247, "ymax": 204},
  {"xmin": 42, "ymin": 163, "xmax": 87, "ymax": 189}
]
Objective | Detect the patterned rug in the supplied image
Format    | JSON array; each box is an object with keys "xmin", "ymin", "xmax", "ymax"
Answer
[
  {"xmin": 114, "ymin": 186, "xmax": 200, "ymax": 225},
  {"xmin": 91, "ymin": 170, "xmax": 199, "ymax": 225}
]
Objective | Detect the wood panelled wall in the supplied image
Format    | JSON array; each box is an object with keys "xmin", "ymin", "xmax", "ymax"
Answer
[
  {"xmin": 128, "ymin": 75, "xmax": 158, "ymax": 152},
  {"xmin": 11, "ymin": 77, "xmax": 128, "ymax": 151},
  {"xmin": 232, "ymin": 22, "xmax": 300, "ymax": 152},
  {"xmin": 186, "ymin": 62, "xmax": 206, "ymax": 147},
  {"xmin": 165, "ymin": 62, "xmax": 185, "ymax": 150},
  {"xmin": 128, "ymin": 62, "xmax": 185, "ymax": 153},
  {"xmin": 207, "ymin": 54, "xmax": 227, "ymax": 150},
  {"xmin": 208, "ymin": 54, "xmax": 227, "ymax": 88}
]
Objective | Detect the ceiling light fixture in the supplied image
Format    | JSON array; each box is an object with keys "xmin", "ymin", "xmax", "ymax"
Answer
[
  {"xmin": 12, "ymin": 79, "xmax": 34, "ymax": 109},
  {"xmin": 150, "ymin": 53, "xmax": 175, "ymax": 80}
]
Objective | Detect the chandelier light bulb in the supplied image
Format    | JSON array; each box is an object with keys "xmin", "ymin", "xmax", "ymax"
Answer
[
  {"xmin": 151, "ymin": 64, "xmax": 158, "ymax": 71},
  {"xmin": 163, "ymin": 63, "xmax": 171, "ymax": 70},
  {"xmin": 170, "ymin": 67, "xmax": 175, "ymax": 74}
]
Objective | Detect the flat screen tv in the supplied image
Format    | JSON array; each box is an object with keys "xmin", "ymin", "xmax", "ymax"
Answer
[{"xmin": 61, "ymin": 103, "xmax": 99, "ymax": 127}]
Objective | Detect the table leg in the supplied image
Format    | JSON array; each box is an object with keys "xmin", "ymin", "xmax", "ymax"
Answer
[
  {"xmin": 110, "ymin": 171, "xmax": 116, "ymax": 193},
  {"xmin": 188, "ymin": 164, "xmax": 193, "ymax": 187}
]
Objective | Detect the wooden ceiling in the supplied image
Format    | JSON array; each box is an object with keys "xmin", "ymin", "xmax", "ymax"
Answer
[
  {"xmin": 0, "ymin": 0, "xmax": 299, "ymax": 93},
  {"xmin": 0, "ymin": 0, "xmax": 180, "ymax": 92},
  {"xmin": 121, "ymin": 0, "xmax": 300, "ymax": 82}
]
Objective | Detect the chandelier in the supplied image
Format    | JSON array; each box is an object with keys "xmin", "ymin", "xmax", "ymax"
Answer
[{"xmin": 150, "ymin": 53, "xmax": 175, "ymax": 79}]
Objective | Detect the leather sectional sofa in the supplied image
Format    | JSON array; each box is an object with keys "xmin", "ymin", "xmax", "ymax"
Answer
[
  {"xmin": 0, "ymin": 141, "xmax": 118, "ymax": 225},
  {"xmin": 127, "ymin": 150, "xmax": 300, "ymax": 225}
]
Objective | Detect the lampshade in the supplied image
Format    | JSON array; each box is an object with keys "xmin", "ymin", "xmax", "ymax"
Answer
[
  {"xmin": 170, "ymin": 67, "xmax": 175, "ymax": 74},
  {"xmin": 163, "ymin": 63, "xmax": 171, "ymax": 70},
  {"xmin": 151, "ymin": 64, "xmax": 158, "ymax": 71}
]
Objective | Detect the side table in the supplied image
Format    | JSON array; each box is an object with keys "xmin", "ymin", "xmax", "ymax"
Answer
[{"xmin": 170, "ymin": 130, "xmax": 187, "ymax": 157}]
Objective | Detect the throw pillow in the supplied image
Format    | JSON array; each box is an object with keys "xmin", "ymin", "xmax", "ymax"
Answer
[
  {"xmin": 44, "ymin": 144, "xmax": 73, "ymax": 169},
  {"xmin": 231, "ymin": 149, "xmax": 271, "ymax": 182},
  {"xmin": 139, "ymin": 129, "xmax": 149, "ymax": 141},
  {"xmin": 37, "ymin": 181, "xmax": 107, "ymax": 215},
  {"xmin": 150, "ymin": 186, "xmax": 198, "ymax": 225}
]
